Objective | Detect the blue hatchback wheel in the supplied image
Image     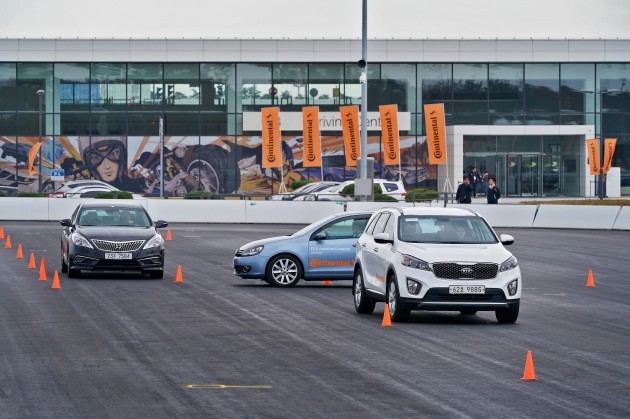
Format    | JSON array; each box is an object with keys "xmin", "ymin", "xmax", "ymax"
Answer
[{"xmin": 266, "ymin": 254, "xmax": 302, "ymax": 287}]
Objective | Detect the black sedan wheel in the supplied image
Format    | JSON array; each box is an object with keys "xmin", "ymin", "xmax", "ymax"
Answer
[{"xmin": 266, "ymin": 254, "xmax": 302, "ymax": 287}]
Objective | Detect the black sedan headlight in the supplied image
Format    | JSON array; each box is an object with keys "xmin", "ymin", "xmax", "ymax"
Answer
[
  {"xmin": 240, "ymin": 245, "xmax": 264, "ymax": 256},
  {"xmin": 71, "ymin": 233, "xmax": 93, "ymax": 249},
  {"xmin": 143, "ymin": 234, "xmax": 164, "ymax": 250}
]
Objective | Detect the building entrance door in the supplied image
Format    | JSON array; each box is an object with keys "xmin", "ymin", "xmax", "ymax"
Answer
[{"xmin": 505, "ymin": 154, "xmax": 541, "ymax": 196}]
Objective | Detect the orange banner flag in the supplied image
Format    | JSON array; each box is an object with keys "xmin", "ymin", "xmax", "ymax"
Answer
[
  {"xmin": 261, "ymin": 107, "xmax": 282, "ymax": 169},
  {"xmin": 339, "ymin": 105, "xmax": 360, "ymax": 167},
  {"xmin": 302, "ymin": 106, "xmax": 322, "ymax": 168},
  {"xmin": 379, "ymin": 104, "xmax": 400, "ymax": 166},
  {"xmin": 585, "ymin": 139, "xmax": 600, "ymax": 175},
  {"xmin": 602, "ymin": 138, "xmax": 617, "ymax": 174},
  {"xmin": 28, "ymin": 142, "xmax": 43, "ymax": 176},
  {"xmin": 423, "ymin": 103, "xmax": 447, "ymax": 165}
]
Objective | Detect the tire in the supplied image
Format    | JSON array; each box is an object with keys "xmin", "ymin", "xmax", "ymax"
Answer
[
  {"xmin": 150, "ymin": 271, "xmax": 164, "ymax": 279},
  {"xmin": 67, "ymin": 254, "xmax": 80, "ymax": 278},
  {"xmin": 496, "ymin": 301, "xmax": 519, "ymax": 324},
  {"xmin": 188, "ymin": 146, "xmax": 240, "ymax": 194},
  {"xmin": 266, "ymin": 254, "xmax": 302, "ymax": 287},
  {"xmin": 41, "ymin": 180, "xmax": 55, "ymax": 195},
  {"xmin": 353, "ymin": 268, "xmax": 376, "ymax": 314},
  {"xmin": 61, "ymin": 256, "xmax": 68, "ymax": 274},
  {"xmin": 460, "ymin": 309, "xmax": 478, "ymax": 315},
  {"xmin": 387, "ymin": 276, "xmax": 410, "ymax": 322}
]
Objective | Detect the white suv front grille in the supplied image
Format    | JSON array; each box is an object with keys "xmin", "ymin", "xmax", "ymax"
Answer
[{"xmin": 432, "ymin": 263, "xmax": 498, "ymax": 280}]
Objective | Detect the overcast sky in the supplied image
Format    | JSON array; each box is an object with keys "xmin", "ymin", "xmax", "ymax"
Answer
[{"xmin": 2, "ymin": 0, "xmax": 630, "ymax": 39}]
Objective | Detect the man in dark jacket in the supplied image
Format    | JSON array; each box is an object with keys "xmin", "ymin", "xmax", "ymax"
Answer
[
  {"xmin": 487, "ymin": 176, "xmax": 501, "ymax": 204},
  {"xmin": 455, "ymin": 176, "xmax": 472, "ymax": 204}
]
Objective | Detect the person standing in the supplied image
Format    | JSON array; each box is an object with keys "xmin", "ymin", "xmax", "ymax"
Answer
[
  {"xmin": 468, "ymin": 166, "xmax": 480, "ymax": 198},
  {"xmin": 455, "ymin": 176, "xmax": 472, "ymax": 204},
  {"xmin": 487, "ymin": 176, "xmax": 501, "ymax": 204},
  {"xmin": 481, "ymin": 169, "xmax": 489, "ymax": 196}
]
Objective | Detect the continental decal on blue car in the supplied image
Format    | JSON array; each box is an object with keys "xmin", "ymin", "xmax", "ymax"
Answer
[{"xmin": 310, "ymin": 259, "xmax": 354, "ymax": 268}]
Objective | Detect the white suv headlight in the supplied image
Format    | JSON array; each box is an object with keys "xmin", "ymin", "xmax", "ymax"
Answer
[
  {"xmin": 400, "ymin": 253, "xmax": 431, "ymax": 271},
  {"xmin": 241, "ymin": 245, "xmax": 264, "ymax": 256},
  {"xmin": 499, "ymin": 256, "xmax": 519, "ymax": 272},
  {"xmin": 143, "ymin": 234, "xmax": 164, "ymax": 249},
  {"xmin": 71, "ymin": 233, "xmax": 93, "ymax": 249}
]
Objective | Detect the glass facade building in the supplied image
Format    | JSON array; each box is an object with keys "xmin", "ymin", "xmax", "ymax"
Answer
[{"xmin": 0, "ymin": 39, "xmax": 629, "ymax": 197}]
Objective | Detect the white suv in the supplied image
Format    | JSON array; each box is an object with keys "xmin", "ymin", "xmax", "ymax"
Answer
[
  {"xmin": 353, "ymin": 207, "xmax": 521, "ymax": 323},
  {"xmin": 304, "ymin": 179, "xmax": 406, "ymax": 201}
]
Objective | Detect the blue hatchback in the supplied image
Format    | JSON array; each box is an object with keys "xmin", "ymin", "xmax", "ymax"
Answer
[{"xmin": 233, "ymin": 211, "xmax": 373, "ymax": 287}]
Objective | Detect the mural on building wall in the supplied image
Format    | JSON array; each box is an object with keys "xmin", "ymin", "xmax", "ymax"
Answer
[{"xmin": 0, "ymin": 134, "xmax": 436, "ymax": 196}]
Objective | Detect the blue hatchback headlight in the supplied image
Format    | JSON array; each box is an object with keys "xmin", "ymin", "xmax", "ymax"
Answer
[{"xmin": 241, "ymin": 245, "xmax": 264, "ymax": 256}]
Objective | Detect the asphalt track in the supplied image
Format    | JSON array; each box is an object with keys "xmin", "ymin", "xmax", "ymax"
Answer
[{"xmin": 0, "ymin": 221, "xmax": 629, "ymax": 419}]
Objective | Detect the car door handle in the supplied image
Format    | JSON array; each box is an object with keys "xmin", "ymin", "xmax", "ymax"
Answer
[
  {"xmin": 373, "ymin": 248, "xmax": 378, "ymax": 252},
  {"xmin": 361, "ymin": 243, "xmax": 367, "ymax": 248}
]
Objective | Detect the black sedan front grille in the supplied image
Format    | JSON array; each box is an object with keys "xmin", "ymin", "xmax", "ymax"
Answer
[
  {"xmin": 432, "ymin": 263, "xmax": 498, "ymax": 280},
  {"xmin": 92, "ymin": 239, "xmax": 144, "ymax": 252}
]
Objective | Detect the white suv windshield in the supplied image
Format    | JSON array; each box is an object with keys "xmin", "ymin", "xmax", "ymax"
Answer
[{"xmin": 398, "ymin": 215, "xmax": 497, "ymax": 244}]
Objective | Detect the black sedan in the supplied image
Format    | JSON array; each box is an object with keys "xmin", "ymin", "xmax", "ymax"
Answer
[{"xmin": 60, "ymin": 202, "xmax": 168, "ymax": 278}]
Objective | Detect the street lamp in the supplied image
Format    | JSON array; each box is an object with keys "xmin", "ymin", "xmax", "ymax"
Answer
[
  {"xmin": 581, "ymin": 88, "xmax": 621, "ymax": 199},
  {"xmin": 37, "ymin": 89, "xmax": 44, "ymax": 193}
]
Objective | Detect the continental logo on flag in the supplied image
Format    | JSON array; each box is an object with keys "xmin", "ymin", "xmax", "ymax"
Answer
[
  {"xmin": 586, "ymin": 139, "xmax": 600, "ymax": 175},
  {"xmin": 340, "ymin": 105, "xmax": 359, "ymax": 167},
  {"xmin": 379, "ymin": 104, "xmax": 400, "ymax": 165},
  {"xmin": 603, "ymin": 138, "xmax": 617, "ymax": 174},
  {"xmin": 261, "ymin": 107, "xmax": 282, "ymax": 168},
  {"xmin": 28, "ymin": 142, "xmax": 42, "ymax": 176},
  {"xmin": 423, "ymin": 103, "xmax": 447, "ymax": 165},
  {"xmin": 302, "ymin": 106, "xmax": 322, "ymax": 168}
]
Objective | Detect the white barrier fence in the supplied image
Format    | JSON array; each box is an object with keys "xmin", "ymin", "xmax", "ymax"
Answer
[{"xmin": 1, "ymin": 198, "xmax": 629, "ymax": 230}]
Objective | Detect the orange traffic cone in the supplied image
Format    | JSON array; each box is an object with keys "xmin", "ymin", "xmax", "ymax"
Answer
[
  {"xmin": 587, "ymin": 269, "xmax": 595, "ymax": 288},
  {"xmin": 16, "ymin": 243, "xmax": 24, "ymax": 259},
  {"xmin": 0, "ymin": 226, "xmax": 4, "ymax": 239},
  {"xmin": 323, "ymin": 280, "xmax": 332, "ymax": 285},
  {"xmin": 174, "ymin": 264, "xmax": 183, "ymax": 283},
  {"xmin": 166, "ymin": 228, "xmax": 172, "ymax": 241},
  {"xmin": 382, "ymin": 304, "xmax": 392, "ymax": 327},
  {"xmin": 39, "ymin": 257, "xmax": 47, "ymax": 281},
  {"xmin": 52, "ymin": 271, "xmax": 61, "ymax": 290},
  {"xmin": 522, "ymin": 351, "xmax": 537, "ymax": 381},
  {"xmin": 4, "ymin": 234, "xmax": 11, "ymax": 249},
  {"xmin": 28, "ymin": 252, "xmax": 36, "ymax": 269}
]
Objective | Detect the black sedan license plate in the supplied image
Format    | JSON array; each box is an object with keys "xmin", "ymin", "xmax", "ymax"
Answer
[
  {"xmin": 449, "ymin": 285, "xmax": 485, "ymax": 294},
  {"xmin": 105, "ymin": 253, "xmax": 132, "ymax": 260}
]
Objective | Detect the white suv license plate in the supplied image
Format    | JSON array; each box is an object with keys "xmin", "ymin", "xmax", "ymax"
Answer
[
  {"xmin": 105, "ymin": 253, "xmax": 132, "ymax": 260},
  {"xmin": 449, "ymin": 285, "xmax": 485, "ymax": 294}
]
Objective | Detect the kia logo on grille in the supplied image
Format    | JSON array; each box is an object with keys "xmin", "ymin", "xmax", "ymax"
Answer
[{"xmin": 461, "ymin": 267, "xmax": 474, "ymax": 276}]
